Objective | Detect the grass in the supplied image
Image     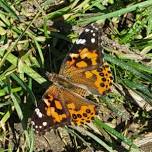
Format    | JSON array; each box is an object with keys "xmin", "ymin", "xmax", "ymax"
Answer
[{"xmin": 0, "ymin": 0, "xmax": 152, "ymax": 151}]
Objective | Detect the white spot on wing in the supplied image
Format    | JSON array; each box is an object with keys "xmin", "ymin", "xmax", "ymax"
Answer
[
  {"xmin": 31, "ymin": 121, "xmax": 35, "ymax": 125},
  {"xmin": 38, "ymin": 112, "xmax": 42, "ymax": 118},
  {"xmin": 43, "ymin": 122, "xmax": 47, "ymax": 126},
  {"xmin": 76, "ymin": 39, "xmax": 86, "ymax": 44},
  {"xmin": 93, "ymin": 33, "xmax": 95, "ymax": 36},
  {"xmin": 85, "ymin": 28, "xmax": 90, "ymax": 32},
  {"xmin": 35, "ymin": 108, "xmax": 39, "ymax": 112},
  {"xmin": 91, "ymin": 38, "xmax": 95, "ymax": 43},
  {"xmin": 35, "ymin": 108, "xmax": 43, "ymax": 118}
]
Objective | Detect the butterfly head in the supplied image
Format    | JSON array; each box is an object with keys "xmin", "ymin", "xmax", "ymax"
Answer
[{"xmin": 46, "ymin": 72, "xmax": 58, "ymax": 82}]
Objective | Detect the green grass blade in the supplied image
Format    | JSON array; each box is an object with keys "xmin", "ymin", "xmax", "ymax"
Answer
[
  {"xmin": 0, "ymin": 0, "xmax": 19, "ymax": 20},
  {"xmin": 122, "ymin": 79, "xmax": 152, "ymax": 104},
  {"xmin": 78, "ymin": 0, "xmax": 152, "ymax": 25},
  {"xmin": 24, "ymin": 130, "xmax": 34, "ymax": 152},
  {"xmin": 0, "ymin": 50, "xmax": 47, "ymax": 84},
  {"xmin": 126, "ymin": 61, "xmax": 152, "ymax": 74},
  {"xmin": 68, "ymin": 127, "xmax": 115, "ymax": 152},
  {"xmin": 10, "ymin": 73, "xmax": 37, "ymax": 104},
  {"xmin": 0, "ymin": 101, "xmax": 11, "ymax": 108},
  {"xmin": 34, "ymin": 40, "xmax": 44, "ymax": 68},
  {"xmin": 0, "ymin": 10, "xmax": 41, "ymax": 69},
  {"xmin": 0, "ymin": 87, "xmax": 21, "ymax": 97},
  {"xmin": 46, "ymin": 6, "xmax": 71, "ymax": 19},
  {"xmin": 67, "ymin": 127, "xmax": 94, "ymax": 151},
  {"xmin": 0, "ymin": 111, "xmax": 10, "ymax": 125},
  {"xmin": 105, "ymin": 54, "xmax": 152, "ymax": 83},
  {"xmin": 11, "ymin": 93, "xmax": 23, "ymax": 120},
  {"xmin": 94, "ymin": 118, "xmax": 138, "ymax": 149}
]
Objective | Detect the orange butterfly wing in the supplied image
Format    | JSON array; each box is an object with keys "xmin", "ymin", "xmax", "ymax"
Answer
[
  {"xmin": 31, "ymin": 85, "xmax": 97, "ymax": 133},
  {"xmin": 59, "ymin": 24, "xmax": 113, "ymax": 95}
]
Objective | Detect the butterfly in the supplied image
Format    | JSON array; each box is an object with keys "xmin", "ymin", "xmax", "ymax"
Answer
[{"xmin": 31, "ymin": 23, "xmax": 113, "ymax": 134}]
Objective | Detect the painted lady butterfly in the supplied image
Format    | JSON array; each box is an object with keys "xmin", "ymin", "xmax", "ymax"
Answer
[{"xmin": 31, "ymin": 23, "xmax": 113, "ymax": 133}]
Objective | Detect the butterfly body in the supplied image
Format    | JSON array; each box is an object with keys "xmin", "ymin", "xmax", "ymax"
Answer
[
  {"xmin": 46, "ymin": 72, "xmax": 90, "ymax": 97},
  {"xmin": 31, "ymin": 23, "xmax": 113, "ymax": 134}
]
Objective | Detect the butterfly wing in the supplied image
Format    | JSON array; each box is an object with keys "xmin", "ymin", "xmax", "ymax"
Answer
[
  {"xmin": 31, "ymin": 23, "xmax": 112, "ymax": 133},
  {"xmin": 31, "ymin": 85, "xmax": 97, "ymax": 133},
  {"xmin": 59, "ymin": 24, "xmax": 113, "ymax": 95},
  {"xmin": 31, "ymin": 85, "xmax": 70, "ymax": 133}
]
